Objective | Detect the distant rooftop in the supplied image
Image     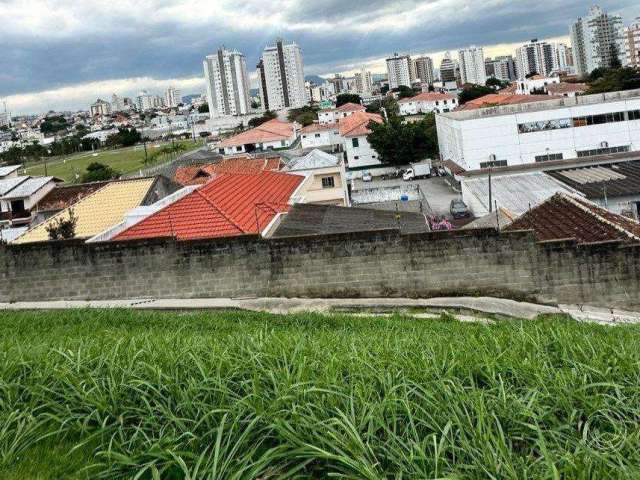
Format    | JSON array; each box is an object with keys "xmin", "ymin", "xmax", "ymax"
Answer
[
  {"xmin": 442, "ymin": 88, "xmax": 640, "ymax": 121},
  {"xmin": 284, "ymin": 150, "xmax": 340, "ymax": 171}
]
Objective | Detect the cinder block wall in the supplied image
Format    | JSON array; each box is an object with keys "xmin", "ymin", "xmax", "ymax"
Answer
[{"xmin": 1, "ymin": 229, "xmax": 639, "ymax": 309}]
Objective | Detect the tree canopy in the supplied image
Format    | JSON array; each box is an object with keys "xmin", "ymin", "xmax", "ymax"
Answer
[
  {"xmin": 366, "ymin": 97, "xmax": 399, "ymax": 117},
  {"xmin": 393, "ymin": 85, "xmax": 420, "ymax": 99},
  {"xmin": 586, "ymin": 67, "xmax": 640, "ymax": 94},
  {"xmin": 367, "ymin": 113, "xmax": 439, "ymax": 166},
  {"xmin": 197, "ymin": 103, "xmax": 209, "ymax": 113},
  {"xmin": 458, "ymin": 84, "xmax": 494, "ymax": 105},
  {"xmin": 248, "ymin": 110, "xmax": 278, "ymax": 128},
  {"xmin": 81, "ymin": 162, "xmax": 120, "ymax": 183},
  {"xmin": 40, "ymin": 116, "xmax": 69, "ymax": 134},
  {"xmin": 287, "ymin": 106, "xmax": 318, "ymax": 126},
  {"xmin": 105, "ymin": 127, "xmax": 141, "ymax": 148},
  {"xmin": 336, "ymin": 93, "xmax": 362, "ymax": 107}
]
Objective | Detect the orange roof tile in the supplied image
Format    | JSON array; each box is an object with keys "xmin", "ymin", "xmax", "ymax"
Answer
[
  {"xmin": 216, "ymin": 119, "xmax": 295, "ymax": 148},
  {"xmin": 114, "ymin": 171, "xmax": 304, "ymax": 241},
  {"xmin": 174, "ymin": 156, "xmax": 283, "ymax": 186},
  {"xmin": 398, "ymin": 92, "xmax": 456, "ymax": 103},
  {"xmin": 338, "ymin": 111, "xmax": 383, "ymax": 138},
  {"xmin": 335, "ymin": 102, "xmax": 366, "ymax": 112},
  {"xmin": 456, "ymin": 94, "xmax": 563, "ymax": 110},
  {"xmin": 301, "ymin": 122, "xmax": 339, "ymax": 133}
]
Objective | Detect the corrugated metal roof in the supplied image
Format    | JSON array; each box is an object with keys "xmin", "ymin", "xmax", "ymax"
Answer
[
  {"xmin": 285, "ymin": 150, "xmax": 339, "ymax": 171},
  {"xmin": 1, "ymin": 177, "xmax": 55, "ymax": 199},
  {"xmin": 463, "ymin": 172, "xmax": 576, "ymax": 215},
  {"xmin": 13, "ymin": 178, "xmax": 156, "ymax": 243},
  {"xmin": 547, "ymin": 160, "xmax": 640, "ymax": 199},
  {"xmin": 0, "ymin": 176, "xmax": 29, "ymax": 196}
]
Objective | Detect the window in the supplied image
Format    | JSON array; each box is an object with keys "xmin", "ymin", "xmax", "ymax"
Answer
[
  {"xmin": 302, "ymin": 135, "xmax": 307, "ymax": 138},
  {"xmin": 629, "ymin": 110, "xmax": 640, "ymax": 121},
  {"xmin": 479, "ymin": 159, "xmax": 508, "ymax": 168},
  {"xmin": 576, "ymin": 145, "xmax": 630, "ymax": 157},
  {"xmin": 281, "ymin": 140, "xmax": 286, "ymax": 147},
  {"xmin": 315, "ymin": 133, "xmax": 321, "ymax": 138},
  {"xmin": 354, "ymin": 156, "xmax": 360, "ymax": 160},
  {"xmin": 518, "ymin": 118, "xmax": 571, "ymax": 133},
  {"xmin": 236, "ymin": 146, "xmax": 243, "ymax": 152},
  {"xmin": 321, "ymin": 176, "xmax": 335, "ymax": 188},
  {"xmin": 573, "ymin": 111, "xmax": 625, "ymax": 127},
  {"xmin": 535, "ymin": 153, "xmax": 563, "ymax": 162},
  {"xmin": 352, "ymin": 138, "xmax": 359, "ymax": 148}
]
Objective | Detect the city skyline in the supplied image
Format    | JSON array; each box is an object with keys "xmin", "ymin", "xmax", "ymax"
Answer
[{"xmin": 1, "ymin": 0, "xmax": 639, "ymax": 114}]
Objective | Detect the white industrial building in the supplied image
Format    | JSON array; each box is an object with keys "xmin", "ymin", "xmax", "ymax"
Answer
[
  {"xmin": 203, "ymin": 47, "xmax": 251, "ymax": 118},
  {"xmin": 570, "ymin": 5, "xmax": 624, "ymax": 77},
  {"xmin": 256, "ymin": 39, "xmax": 307, "ymax": 111},
  {"xmin": 458, "ymin": 46, "xmax": 486, "ymax": 86},
  {"xmin": 386, "ymin": 53, "xmax": 412, "ymax": 89},
  {"xmin": 437, "ymin": 89, "xmax": 640, "ymax": 171}
]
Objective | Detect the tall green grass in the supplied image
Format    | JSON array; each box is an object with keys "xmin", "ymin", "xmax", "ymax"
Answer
[{"xmin": 1, "ymin": 309, "xmax": 640, "ymax": 478}]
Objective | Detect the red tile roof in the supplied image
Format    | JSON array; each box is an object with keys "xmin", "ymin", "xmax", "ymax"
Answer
[
  {"xmin": 335, "ymin": 102, "xmax": 366, "ymax": 112},
  {"xmin": 36, "ymin": 181, "xmax": 109, "ymax": 212},
  {"xmin": 456, "ymin": 94, "xmax": 563, "ymax": 110},
  {"xmin": 398, "ymin": 92, "xmax": 456, "ymax": 103},
  {"xmin": 301, "ymin": 122, "xmax": 339, "ymax": 133},
  {"xmin": 173, "ymin": 156, "xmax": 283, "ymax": 186},
  {"xmin": 338, "ymin": 111, "xmax": 383, "ymax": 137},
  {"xmin": 114, "ymin": 171, "xmax": 304, "ymax": 241},
  {"xmin": 504, "ymin": 193, "xmax": 640, "ymax": 245},
  {"xmin": 216, "ymin": 119, "xmax": 295, "ymax": 148}
]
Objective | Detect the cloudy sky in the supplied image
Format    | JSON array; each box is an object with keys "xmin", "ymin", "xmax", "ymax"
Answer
[{"xmin": 1, "ymin": 0, "xmax": 639, "ymax": 115}]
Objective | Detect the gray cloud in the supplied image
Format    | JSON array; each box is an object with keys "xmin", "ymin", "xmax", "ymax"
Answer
[{"xmin": 1, "ymin": 0, "xmax": 638, "ymax": 112}]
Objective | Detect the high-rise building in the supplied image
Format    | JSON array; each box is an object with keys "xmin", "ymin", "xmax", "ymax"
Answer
[
  {"xmin": 624, "ymin": 18, "xmax": 640, "ymax": 68},
  {"xmin": 458, "ymin": 46, "xmax": 487, "ymax": 85},
  {"xmin": 554, "ymin": 43, "xmax": 574, "ymax": 72},
  {"xmin": 414, "ymin": 56, "xmax": 435, "ymax": 85},
  {"xmin": 111, "ymin": 94, "xmax": 126, "ymax": 112},
  {"xmin": 486, "ymin": 56, "xmax": 517, "ymax": 81},
  {"xmin": 439, "ymin": 52, "xmax": 457, "ymax": 83},
  {"xmin": 0, "ymin": 111, "xmax": 11, "ymax": 128},
  {"xmin": 354, "ymin": 68, "xmax": 373, "ymax": 95},
  {"xmin": 164, "ymin": 87, "xmax": 182, "ymax": 108},
  {"xmin": 386, "ymin": 53, "xmax": 412, "ymax": 89},
  {"xmin": 136, "ymin": 90, "xmax": 156, "ymax": 111},
  {"xmin": 256, "ymin": 39, "xmax": 307, "ymax": 111},
  {"xmin": 90, "ymin": 99, "xmax": 111, "ymax": 117},
  {"xmin": 203, "ymin": 47, "xmax": 251, "ymax": 118},
  {"xmin": 570, "ymin": 5, "xmax": 624, "ymax": 77},
  {"xmin": 328, "ymin": 74, "xmax": 346, "ymax": 94},
  {"xmin": 515, "ymin": 39, "xmax": 558, "ymax": 78}
]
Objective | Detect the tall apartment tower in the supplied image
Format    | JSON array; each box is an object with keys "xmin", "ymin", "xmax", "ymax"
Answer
[
  {"xmin": 570, "ymin": 5, "xmax": 624, "ymax": 77},
  {"xmin": 414, "ymin": 56, "xmax": 435, "ymax": 85},
  {"xmin": 164, "ymin": 86, "xmax": 182, "ymax": 108},
  {"xmin": 439, "ymin": 52, "xmax": 457, "ymax": 83},
  {"xmin": 385, "ymin": 53, "xmax": 412, "ymax": 89},
  {"xmin": 515, "ymin": 39, "xmax": 558, "ymax": 78},
  {"xmin": 203, "ymin": 47, "xmax": 251, "ymax": 118},
  {"xmin": 354, "ymin": 67, "xmax": 373, "ymax": 95},
  {"xmin": 458, "ymin": 46, "xmax": 487, "ymax": 85},
  {"xmin": 624, "ymin": 18, "xmax": 640, "ymax": 68},
  {"xmin": 486, "ymin": 56, "xmax": 517, "ymax": 81},
  {"xmin": 256, "ymin": 39, "xmax": 307, "ymax": 111}
]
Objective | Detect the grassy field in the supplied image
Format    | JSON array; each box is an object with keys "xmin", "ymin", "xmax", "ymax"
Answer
[
  {"xmin": 1, "ymin": 309, "xmax": 640, "ymax": 479},
  {"xmin": 24, "ymin": 139, "xmax": 202, "ymax": 182}
]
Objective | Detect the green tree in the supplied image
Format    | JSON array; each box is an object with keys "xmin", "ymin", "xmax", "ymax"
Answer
[
  {"xmin": 81, "ymin": 162, "xmax": 120, "ymax": 183},
  {"xmin": 394, "ymin": 85, "xmax": 418, "ymax": 99},
  {"xmin": 46, "ymin": 209, "xmax": 78, "ymax": 240},
  {"xmin": 336, "ymin": 93, "xmax": 362, "ymax": 107},
  {"xmin": 366, "ymin": 97, "xmax": 399, "ymax": 117},
  {"xmin": 287, "ymin": 106, "xmax": 318, "ymax": 126},
  {"xmin": 198, "ymin": 103, "xmax": 209, "ymax": 113},
  {"xmin": 248, "ymin": 110, "xmax": 277, "ymax": 128},
  {"xmin": 486, "ymin": 77, "xmax": 509, "ymax": 89},
  {"xmin": 587, "ymin": 66, "xmax": 640, "ymax": 94},
  {"xmin": 40, "ymin": 115, "xmax": 68, "ymax": 134},
  {"xmin": 458, "ymin": 84, "xmax": 495, "ymax": 105},
  {"xmin": 367, "ymin": 113, "xmax": 439, "ymax": 166}
]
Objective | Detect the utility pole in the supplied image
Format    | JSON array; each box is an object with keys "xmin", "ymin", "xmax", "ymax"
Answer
[
  {"xmin": 488, "ymin": 167, "xmax": 493, "ymax": 213},
  {"xmin": 143, "ymin": 139, "xmax": 148, "ymax": 164}
]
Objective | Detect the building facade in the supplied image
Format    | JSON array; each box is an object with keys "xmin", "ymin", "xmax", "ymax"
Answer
[
  {"xmin": 203, "ymin": 47, "xmax": 251, "ymax": 118},
  {"xmin": 386, "ymin": 53, "xmax": 412, "ymax": 89},
  {"xmin": 458, "ymin": 46, "xmax": 487, "ymax": 85},
  {"xmin": 437, "ymin": 89, "xmax": 640, "ymax": 171},
  {"xmin": 256, "ymin": 39, "xmax": 307, "ymax": 111},
  {"xmin": 413, "ymin": 56, "xmax": 435, "ymax": 85},
  {"xmin": 164, "ymin": 87, "xmax": 182, "ymax": 108},
  {"xmin": 90, "ymin": 99, "xmax": 111, "ymax": 117},
  {"xmin": 399, "ymin": 93, "xmax": 458, "ymax": 115},
  {"xmin": 486, "ymin": 56, "xmax": 517, "ymax": 81},
  {"xmin": 624, "ymin": 18, "xmax": 640, "ymax": 68},
  {"xmin": 515, "ymin": 39, "xmax": 558, "ymax": 79},
  {"xmin": 354, "ymin": 68, "xmax": 373, "ymax": 95},
  {"xmin": 439, "ymin": 52, "xmax": 458, "ymax": 83},
  {"xmin": 570, "ymin": 5, "xmax": 624, "ymax": 77}
]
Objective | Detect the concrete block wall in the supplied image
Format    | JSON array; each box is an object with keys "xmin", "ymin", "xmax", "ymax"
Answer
[{"xmin": 1, "ymin": 229, "xmax": 639, "ymax": 310}]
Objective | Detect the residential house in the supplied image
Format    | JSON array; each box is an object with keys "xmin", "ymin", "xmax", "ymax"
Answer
[
  {"xmin": 283, "ymin": 149, "xmax": 349, "ymax": 206},
  {"xmin": 0, "ymin": 165, "xmax": 21, "ymax": 180},
  {"xmin": 108, "ymin": 171, "xmax": 307, "ymax": 242},
  {"xmin": 12, "ymin": 177, "xmax": 177, "ymax": 243},
  {"xmin": 515, "ymin": 75, "xmax": 560, "ymax": 95},
  {"xmin": 173, "ymin": 154, "xmax": 283, "ymax": 186},
  {"xmin": 215, "ymin": 119, "xmax": 297, "ymax": 155},
  {"xmin": 318, "ymin": 103, "xmax": 366, "ymax": 125},
  {"xmin": 31, "ymin": 181, "xmax": 110, "ymax": 225},
  {"xmin": 339, "ymin": 111, "xmax": 384, "ymax": 173},
  {"xmin": 0, "ymin": 176, "xmax": 59, "ymax": 227},
  {"xmin": 398, "ymin": 92, "xmax": 458, "ymax": 115},
  {"xmin": 299, "ymin": 122, "xmax": 341, "ymax": 149}
]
